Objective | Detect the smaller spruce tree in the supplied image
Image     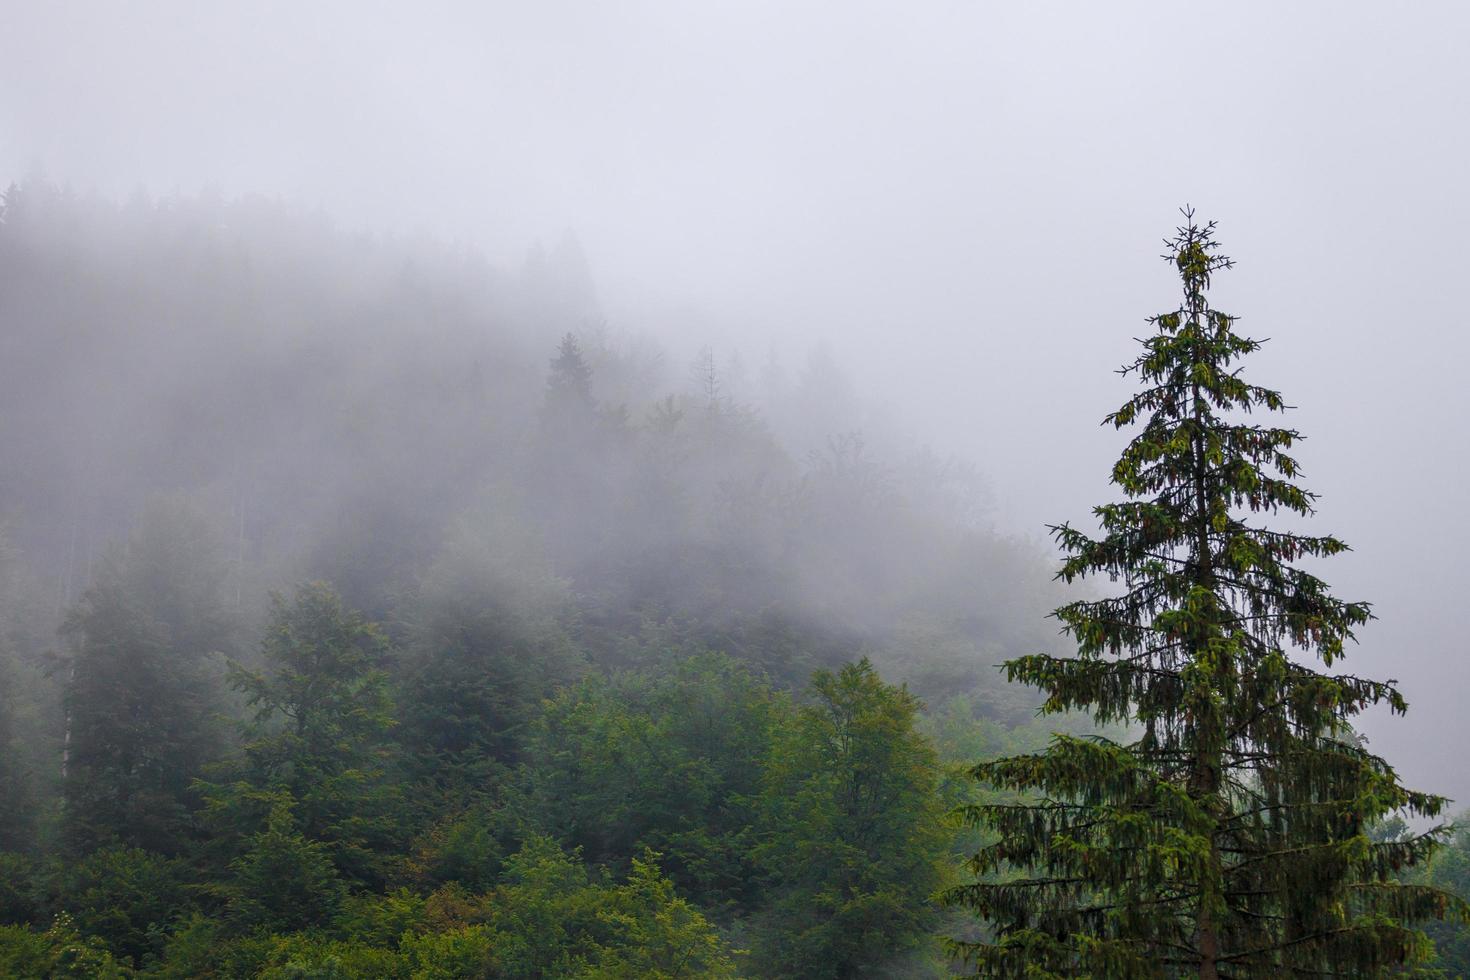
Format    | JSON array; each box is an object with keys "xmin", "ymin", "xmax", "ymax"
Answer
[
  {"xmin": 199, "ymin": 582, "xmax": 400, "ymax": 889},
  {"xmin": 60, "ymin": 501, "xmax": 235, "ymax": 855}
]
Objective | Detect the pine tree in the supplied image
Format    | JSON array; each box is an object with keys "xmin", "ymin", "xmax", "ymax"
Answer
[{"xmin": 948, "ymin": 212, "xmax": 1466, "ymax": 977}]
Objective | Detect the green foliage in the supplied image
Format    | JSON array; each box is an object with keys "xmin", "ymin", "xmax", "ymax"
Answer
[
  {"xmin": 12, "ymin": 185, "xmax": 1403, "ymax": 980},
  {"xmin": 58, "ymin": 846, "xmax": 190, "ymax": 966},
  {"xmin": 520, "ymin": 652, "xmax": 784, "ymax": 912},
  {"xmin": 473, "ymin": 836, "xmax": 740, "ymax": 979},
  {"xmin": 331, "ymin": 888, "xmax": 428, "ymax": 948},
  {"xmin": 217, "ymin": 931, "xmax": 406, "ymax": 979},
  {"xmin": 23, "ymin": 188, "xmax": 1467, "ymax": 977},
  {"xmin": 1409, "ymin": 815, "xmax": 1470, "ymax": 973},
  {"xmin": 148, "ymin": 837, "xmax": 737, "ymax": 979},
  {"xmin": 201, "ymin": 583, "xmax": 402, "ymax": 889},
  {"xmin": 0, "ymin": 914, "xmax": 132, "ymax": 978},
  {"xmin": 572, "ymin": 851, "xmax": 740, "ymax": 978},
  {"xmin": 393, "ymin": 926, "xmax": 497, "ymax": 979},
  {"xmin": 948, "ymin": 213, "xmax": 1467, "ymax": 977},
  {"xmin": 0, "ymin": 851, "xmax": 40, "ymax": 925},
  {"xmin": 404, "ymin": 809, "xmax": 505, "ymax": 893},
  {"xmin": 395, "ymin": 509, "xmax": 583, "ymax": 808},
  {"xmin": 60, "ymin": 500, "xmax": 235, "ymax": 855},
  {"xmin": 227, "ymin": 802, "xmax": 348, "ymax": 933},
  {"xmin": 753, "ymin": 658, "xmax": 947, "ymax": 977}
]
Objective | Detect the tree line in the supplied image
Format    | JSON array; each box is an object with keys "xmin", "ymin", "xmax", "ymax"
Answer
[{"xmin": 0, "ymin": 190, "xmax": 1467, "ymax": 975}]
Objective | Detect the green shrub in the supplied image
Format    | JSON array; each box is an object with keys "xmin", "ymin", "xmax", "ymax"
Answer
[
  {"xmin": 61, "ymin": 846, "xmax": 190, "ymax": 966},
  {"xmin": 0, "ymin": 914, "xmax": 131, "ymax": 978},
  {"xmin": 0, "ymin": 852, "xmax": 39, "ymax": 925}
]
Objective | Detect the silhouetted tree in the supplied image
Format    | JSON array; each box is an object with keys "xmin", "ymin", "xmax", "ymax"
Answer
[{"xmin": 541, "ymin": 333, "xmax": 597, "ymax": 436}]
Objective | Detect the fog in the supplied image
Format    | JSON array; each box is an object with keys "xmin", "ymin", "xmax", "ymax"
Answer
[{"xmin": 3, "ymin": 0, "xmax": 1467, "ymax": 812}]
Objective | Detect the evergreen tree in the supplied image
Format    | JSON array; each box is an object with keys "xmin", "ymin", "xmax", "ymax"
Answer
[
  {"xmin": 948, "ymin": 212, "xmax": 1466, "ymax": 977},
  {"xmin": 396, "ymin": 511, "xmax": 583, "ymax": 807},
  {"xmin": 60, "ymin": 500, "xmax": 235, "ymax": 855},
  {"xmin": 227, "ymin": 801, "xmax": 347, "ymax": 933},
  {"xmin": 201, "ymin": 582, "xmax": 400, "ymax": 888},
  {"xmin": 532, "ymin": 332, "xmax": 634, "ymax": 581},
  {"xmin": 754, "ymin": 658, "xmax": 947, "ymax": 977},
  {"xmin": 520, "ymin": 652, "xmax": 782, "ymax": 912},
  {"xmin": 0, "ymin": 530, "xmax": 40, "ymax": 854},
  {"xmin": 541, "ymin": 332, "xmax": 596, "ymax": 436},
  {"xmin": 0, "ymin": 656, "xmax": 32, "ymax": 853}
]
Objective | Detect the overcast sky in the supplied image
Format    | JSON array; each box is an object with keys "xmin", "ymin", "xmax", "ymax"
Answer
[{"xmin": 3, "ymin": 1, "xmax": 1467, "ymax": 803}]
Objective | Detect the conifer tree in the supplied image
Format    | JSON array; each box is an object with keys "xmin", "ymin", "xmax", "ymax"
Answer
[
  {"xmin": 948, "ymin": 212, "xmax": 1466, "ymax": 977},
  {"xmin": 533, "ymin": 332, "xmax": 622, "ymax": 575},
  {"xmin": 541, "ymin": 332, "xmax": 596, "ymax": 434},
  {"xmin": 0, "ymin": 660, "xmax": 31, "ymax": 852},
  {"xmin": 199, "ymin": 582, "xmax": 400, "ymax": 888},
  {"xmin": 755, "ymin": 658, "xmax": 947, "ymax": 977},
  {"xmin": 60, "ymin": 501, "xmax": 235, "ymax": 855}
]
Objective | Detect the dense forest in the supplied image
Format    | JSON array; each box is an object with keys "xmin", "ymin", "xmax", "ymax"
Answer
[
  {"xmin": 0, "ymin": 185, "xmax": 1467, "ymax": 977},
  {"xmin": 0, "ymin": 181, "xmax": 1062, "ymax": 977}
]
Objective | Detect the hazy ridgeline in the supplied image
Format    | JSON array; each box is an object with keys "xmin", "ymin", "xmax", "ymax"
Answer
[
  {"xmin": 0, "ymin": 178, "xmax": 1055, "ymax": 666},
  {"xmin": 0, "ymin": 181, "xmax": 1080, "ymax": 975}
]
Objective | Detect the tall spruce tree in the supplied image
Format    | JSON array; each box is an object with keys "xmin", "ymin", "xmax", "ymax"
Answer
[{"xmin": 948, "ymin": 212, "xmax": 1465, "ymax": 977}]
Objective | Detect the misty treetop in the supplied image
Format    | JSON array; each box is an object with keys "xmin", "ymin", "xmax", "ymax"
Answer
[{"xmin": 0, "ymin": 179, "xmax": 1052, "ymax": 648}]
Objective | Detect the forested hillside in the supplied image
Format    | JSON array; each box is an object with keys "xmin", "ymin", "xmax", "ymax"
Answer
[
  {"xmin": 0, "ymin": 182, "xmax": 1067, "ymax": 977},
  {"xmin": 4, "ymin": 185, "xmax": 1469, "ymax": 977}
]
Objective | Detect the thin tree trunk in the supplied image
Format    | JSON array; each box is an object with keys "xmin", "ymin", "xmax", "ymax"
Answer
[{"xmin": 1189, "ymin": 289, "xmax": 1223, "ymax": 980}]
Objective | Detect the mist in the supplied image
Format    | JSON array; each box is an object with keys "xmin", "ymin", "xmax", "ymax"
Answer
[{"xmin": 1, "ymin": 2, "xmax": 1468, "ymax": 974}]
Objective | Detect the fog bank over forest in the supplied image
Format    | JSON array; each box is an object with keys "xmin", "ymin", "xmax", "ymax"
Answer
[
  {"xmin": 0, "ymin": 180, "xmax": 1079, "ymax": 973},
  {"xmin": 0, "ymin": 177, "xmax": 1061, "ymax": 709},
  {"xmin": 5, "ymin": 4, "xmax": 1470, "ymax": 975},
  {"xmin": 2, "ymin": 0, "xmax": 1468, "ymax": 837}
]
